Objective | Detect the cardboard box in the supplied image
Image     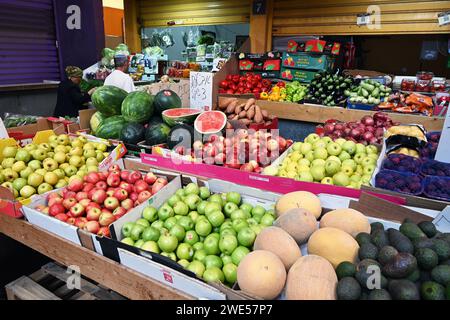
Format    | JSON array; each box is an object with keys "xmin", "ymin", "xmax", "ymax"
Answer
[
  {"xmin": 280, "ymin": 67, "xmax": 317, "ymax": 83},
  {"xmin": 282, "ymin": 52, "xmax": 335, "ymax": 71},
  {"xmin": 6, "ymin": 118, "xmax": 56, "ymax": 147}
]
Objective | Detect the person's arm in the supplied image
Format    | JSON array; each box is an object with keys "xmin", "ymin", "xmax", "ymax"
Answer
[
  {"xmin": 125, "ymin": 75, "xmax": 135, "ymax": 93},
  {"xmin": 68, "ymin": 86, "xmax": 91, "ymax": 105}
]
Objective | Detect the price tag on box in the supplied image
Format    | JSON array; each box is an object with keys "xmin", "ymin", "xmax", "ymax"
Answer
[
  {"xmin": 98, "ymin": 143, "xmax": 127, "ymax": 172},
  {"xmin": 357, "ymin": 14, "xmax": 371, "ymax": 26},
  {"xmin": 438, "ymin": 11, "xmax": 450, "ymax": 26},
  {"xmin": 190, "ymin": 71, "xmax": 213, "ymax": 111}
]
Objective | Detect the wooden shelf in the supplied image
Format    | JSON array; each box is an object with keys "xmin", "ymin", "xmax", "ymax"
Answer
[
  {"xmin": 0, "ymin": 213, "xmax": 191, "ymax": 300},
  {"xmin": 219, "ymin": 97, "xmax": 445, "ymax": 131}
]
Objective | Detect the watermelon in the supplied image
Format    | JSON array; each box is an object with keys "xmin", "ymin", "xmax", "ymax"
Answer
[
  {"xmin": 167, "ymin": 124, "xmax": 195, "ymax": 150},
  {"xmin": 90, "ymin": 111, "xmax": 107, "ymax": 135},
  {"xmin": 162, "ymin": 108, "xmax": 201, "ymax": 127},
  {"xmin": 121, "ymin": 91, "xmax": 155, "ymax": 123},
  {"xmin": 120, "ymin": 123, "xmax": 146, "ymax": 145},
  {"xmin": 148, "ymin": 115, "xmax": 164, "ymax": 126},
  {"xmin": 92, "ymin": 86, "xmax": 128, "ymax": 116},
  {"xmin": 154, "ymin": 90, "xmax": 182, "ymax": 114},
  {"xmin": 145, "ymin": 123, "xmax": 171, "ymax": 146},
  {"xmin": 194, "ymin": 111, "xmax": 227, "ymax": 135},
  {"xmin": 95, "ymin": 116, "xmax": 127, "ymax": 140}
]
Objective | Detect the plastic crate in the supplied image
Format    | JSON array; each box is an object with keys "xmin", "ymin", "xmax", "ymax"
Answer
[
  {"xmin": 423, "ymin": 176, "xmax": 450, "ymax": 202},
  {"xmin": 382, "ymin": 154, "xmax": 422, "ymax": 174},
  {"xmin": 421, "ymin": 159, "xmax": 450, "ymax": 177},
  {"xmin": 375, "ymin": 169, "xmax": 423, "ymax": 196},
  {"xmin": 346, "ymin": 97, "xmax": 378, "ymax": 111}
]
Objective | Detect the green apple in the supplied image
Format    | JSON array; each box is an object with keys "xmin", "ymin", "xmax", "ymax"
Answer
[
  {"xmin": 327, "ymin": 142, "xmax": 342, "ymax": 156},
  {"xmin": 354, "ymin": 153, "xmax": 366, "ymax": 164},
  {"xmin": 333, "ymin": 172, "xmax": 350, "ymax": 187},
  {"xmin": 240, "ymin": 203, "xmax": 253, "ymax": 214},
  {"xmin": 15, "ymin": 150, "xmax": 31, "ymax": 163},
  {"xmin": 141, "ymin": 241, "xmax": 160, "ymax": 254},
  {"xmin": 313, "ymin": 140, "xmax": 327, "ymax": 150},
  {"xmin": 208, "ymin": 194, "xmax": 223, "ymax": 207},
  {"xmin": 12, "ymin": 178, "xmax": 27, "ymax": 191},
  {"xmin": 335, "ymin": 138, "xmax": 347, "ymax": 146},
  {"xmin": 2, "ymin": 146, "xmax": 17, "ymax": 158},
  {"xmin": 237, "ymin": 227, "xmax": 256, "ymax": 247},
  {"xmin": 311, "ymin": 159, "xmax": 326, "ymax": 168},
  {"xmin": 260, "ymin": 214, "xmax": 275, "ymax": 226},
  {"xmin": 151, "ymin": 220, "xmax": 164, "ymax": 231},
  {"xmin": 223, "ymin": 263, "xmax": 238, "ymax": 284},
  {"xmin": 226, "ymin": 192, "xmax": 241, "ymax": 206},
  {"xmin": 55, "ymin": 180, "xmax": 68, "ymax": 189},
  {"xmin": 361, "ymin": 175, "xmax": 372, "ymax": 184},
  {"xmin": 289, "ymin": 151, "xmax": 302, "ymax": 162},
  {"xmin": 220, "ymin": 221, "xmax": 233, "ymax": 233},
  {"xmin": 1, "ymin": 158, "xmax": 15, "ymax": 169},
  {"xmin": 195, "ymin": 218, "xmax": 212, "ymax": 237},
  {"xmin": 223, "ymin": 202, "xmax": 239, "ymax": 217},
  {"xmin": 178, "ymin": 259, "xmax": 190, "ymax": 270},
  {"xmin": 325, "ymin": 160, "xmax": 341, "ymax": 176},
  {"xmin": 203, "ymin": 235, "xmax": 220, "ymax": 255},
  {"xmin": 310, "ymin": 166, "xmax": 326, "ymax": 181},
  {"xmin": 231, "ymin": 246, "xmax": 250, "ymax": 266},
  {"xmin": 232, "ymin": 219, "xmax": 248, "ymax": 233},
  {"xmin": 87, "ymin": 166, "xmax": 99, "ymax": 173},
  {"xmin": 173, "ymin": 201, "xmax": 189, "ymax": 216},
  {"xmin": 199, "ymin": 187, "xmax": 211, "ymax": 200},
  {"xmin": 305, "ymin": 151, "xmax": 315, "ymax": 162},
  {"xmin": 355, "ymin": 165, "xmax": 364, "ymax": 175},
  {"xmin": 219, "ymin": 234, "xmax": 238, "ymax": 255},
  {"xmin": 184, "ymin": 230, "xmax": 200, "ymax": 246},
  {"xmin": 130, "ymin": 224, "xmax": 145, "ymax": 241},
  {"xmin": 350, "ymin": 174, "xmax": 362, "ymax": 183},
  {"xmin": 184, "ymin": 194, "xmax": 201, "ymax": 210},
  {"xmin": 207, "ymin": 210, "xmax": 225, "ymax": 227},
  {"xmin": 221, "ymin": 255, "xmax": 233, "ymax": 266},
  {"xmin": 142, "ymin": 226, "xmax": 160, "ymax": 242},
  {"xmin": 342, "ymin": 159, "xmax": 357, "ymax": 171},
  {"xmin": 64, "ymin": 165, "xmax": 78, "ymax": 177},
  {"xmin": 134, "ymin": 239, "xmax": 145, "ymax": 248},
  {"xmin": 44, "ymin": 172, "xmax": 59, "ymax": 185},
  {"xmin": 121, "ymin": 237, "xmax": 135, "ymax": 246},
  {"xmin": 339, "ymin": 151, "xmax": 351, "ymax": 162},
  {"xmin": 35, "ymin": 169, "xmax": 47, "ymax": 177},
  {"xmin": 32, "ymin": 148, "xmax": 47, "ymax": 161},
  {"xmin": 298, "ymin": 159, "xmax": 311, "ymax": 167},
  {"xmin": 3, "ymin": 168, "xmax": 18, "ymax": 181},
  {"xmin": 188, "ymin": 211, "xmax": 200, "ymax": 223},
  {"xmin": 366, "ymin": 145, "xmax": 379, "ymax": 155},
  {"xmin": 342, "ymin": 141, "xmax": 356, "ymax": 155},
  {"xmin": 83, "ymin": 149, "xmax": 96, "ymax": 159},
  {"xmin": 28, "ymin": 160, "xmax": 42, "ymax": 171},
  {"xmin": 136, "ymin": 218, "xmax": 150, "ymax": 228},
  {"xmin": 0, "ymin": 173, "xmax": 4, "ymax": 184},
  {"xmin": 204, "ymin": 202, "xmax": 222, "ymax": 216},
  {"xmin": 321, "ymin": 177, "xmax": 334, "ymax": 185},
  {"xmin": 193, "ymin": 248, "xmax": 207, "ymax": 263},
  {"xmin": 158, "ymin": 204, "xmax": 174, "ymax": 221},
  {"xmin": 96, "ymin": 152, "xmax": 105, "ymax": 163},
  {"xmin": 187, "ymin": 261, "xmax": 205, "ymax": 278},
  {"xmin": 158, "ymin": 233, "xmax": 178, "ymax": 253},
  {"xmin": 292, "ymin": 142, "xmax": 303, "ymax": 152},
  {"xmin": 306, "ymin": 133, "xmax": 320, "ymax": 144},
  {"xmin": 363, "ymin": 165, "xmax": 376, "ymax": 176},
  {"xmin": 300, "ymin": 142, "xmax": 312, "ymax": 155},
  {"xmin": 196, "ymin": 201, "xmax": 208, "ymax": 215},
  {"xmin": 37, "ymin": 183, "xmax": 53, "ymax": 195},
  {"xmin": 367, "ymin": 153, "xmax": 379, "ymax": 161},
  {"xmin": 27, "ymin": 173, "xmax": 43, "ymax": 188},
  {"xmin": 69, "ymin": 155, "xmax": 83, "ymax": 168},
  {"xmin": 170, "ymin": 224, "xmax": 186, "ymax": 242},
  {"xmin": 176, "ymin": 243, "xmax": 194, "ymax": 261},
  {"xmin": 355, "ymin": 143, "xmax": 366, "ymax": 155},
  {"xmin": 321, "ymin": 136, "xmax": 333, "ymax": 145},
  {"xmin": 327, "ymin": 156, "xmax": 341, "ymax": 165},
  {"xmin": 263, "ymin": 166, "xmax": 278, "ymax": 176},
  {"xmin": 230, "ymin": 209, "xmax": 249, "ymax": 221},
  {"xmin": 251, "ymin": 206, "xmax": 265, "ymax": 219},
  {"xmin": 53, "ymin": 152, "xmax": 67, "ymax": 165},
  {"xmin": 362, "ymin": 157, "xmax": 376, "ymax": 167},
  {"xmin": 220, "ymin": 228, "xmax": 237, "ymax": 238},
  {"xmin": 341, "ymin": 165, "xmax": 354, "ymax": 176},
  {"xmin": 175, "ymin": 189, "xmax": 185, "ymax": 198},
  {"xmin": 85, "ymin": 157, "xmax": 98, "ymax": 167},
  {"xmin": 20, "ymin": 185, "xmax": 36, "ymax": 198},
  {"xmin": 203, "ymin": 256, "xmax": 223, "ymax": 270},
  {"xmin": 11, "ymin": 161, "xmax": 26, "ymax": 173},
  {"xmin": 178, "ymin": 216, "xmax": 194, "ymax": 231}
]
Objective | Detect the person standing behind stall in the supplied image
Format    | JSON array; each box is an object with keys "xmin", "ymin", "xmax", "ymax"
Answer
[
  {"xmin": 53, "ymin": 66, "xmax": 96, "ymax": 118},
  {"xmin": 104, "ymin": 54, "xmax": 135, "ymax": 93}
]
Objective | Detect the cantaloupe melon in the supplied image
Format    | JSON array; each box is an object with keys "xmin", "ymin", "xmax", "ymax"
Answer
[
  {"xmin": 275, "ymin": 191, "xmax": 322, "ymax": 219},
  {"xmin": 307, "ymin": 227, "xmax": 359, "ymax": 268},
  {"xmin": 274, "ymin": 208, "xmax": 318, "ymax": 244},
  {"xmin": 237, "ymin": 250, "xmax": 286, "ymax": 300},
  {"xmin": 253, "ymin": 226, "xmax": 302, "ymax": 270},
  {"xmin": 319, "ymin": 208, "xmax": 370, "ymax": 238},
  {"xmin": 286, "ymin": 255, "xmax": 338, "ymax": 300}
]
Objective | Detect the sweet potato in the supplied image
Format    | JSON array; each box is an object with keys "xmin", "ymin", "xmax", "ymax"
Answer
[
  {"xmin": 254, "ymin": 105, "xmax": 264, "ymax": 124},
  {"xmin": 239, "ymin": 111, "xmax": 247, "ymax": 119},
  {"xmin": 235, "ymin": 103, "xmax": 245, "ymax": 115},
  {"xmin": 245, "ymin": 98, "xmax": 256, "ymax": 111},
  {"xmin": 240, "ymin": 119, "xmax": 252, "ymax": 126},
  {"xmin": 219, "ymin": 97, "xmax": 237, "ymax": 110},
  {"xmin": 226, "ymin": 100, "xmax": 238, "ymax": 114},
  {"xmin": 262, "ymin": 110, "xmax": 269, "ymax": 119},
  {"xmin": 247, "ymin": 106, "xmax": 256, "ymax": 120},
  {"xmin": 231, "ymin": 114, "xmax": 240, "ymax": 121}
]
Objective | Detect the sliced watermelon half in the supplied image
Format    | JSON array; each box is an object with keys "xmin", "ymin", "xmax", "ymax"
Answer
[
  {"xmin": 194, "ymin": 111, "xmax": 227, "ymax": 135},
  {"xmin": 162, "ymin": 108, "xmax": 202, "ymax": 127}
]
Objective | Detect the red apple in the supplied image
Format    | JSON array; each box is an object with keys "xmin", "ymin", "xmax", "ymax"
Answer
[
  {"xmin": 75, "ymin": 217, "xmax": 88, "ymax": 229},
  {"xmin": 134, "ymin": 180, "xmax": 149, "ymax": 194},
  {"xmin": 63, "ymin": 198, "xmax": 77, "ymax": 210},
  {"xmin": 143, "ymin": 172, "xmax": 157, "ymax": 185},
  {"xmin": 98, "ymin": 172, "xmax": 108, "ymax": 181},
  {"xmin": 97, "ymin": 227, "xmax": 110, "ymax": 237},
  {"xmin": 119, "ymin": 182, "xmax": 133, "ymax": 194},
  {"xmin": 67, "ymin": 217, "xmax": 76, "ymax": 225},
  {"xmin": 49, "ymin": 204, "xmax": 66, "ymax": 217},
  {"xmin": 101, "ymin": 208, "xmax": 112, "ymax": 215},
  {"xmin": 106, "ymin": 190, "xmax": 115, "ymax": 197},
  {"xmin": 104, "ymin": 197, "xmax": 120, "ymax": 210},
  {"xmin": 127, "ymin": 171, "xmax": 142, "ymax": 184},
  {"xmin": 67, "ymin": 177, "xmax": 83, "ymax": 193},
  {"xmin": 129, "ymin": 192, "xmax": 139, "ymax": 202},
  {"xmin": 114, "ymin": 188, "xmax": 128, "ymax": 201},
  {"xmin": 82, "ymin": 183, "xmax": 95, "ymax": 193},
  {"xmin": 95, "ymin": 181, "xmax": 107, "ymax": 190},
  {"xmin": 120, "ymin": 170, "xmax": 130, "ymax": 182},
  {"xmin": 193, "ymin": 141, "xmax": 204, "ymax": 151},
  {"xmin": 69, "ymin": 203, "xmax": 85, "ymax": 218},
  {"xmin": 88, "ymin": 188, "xmax": 98, "ymax": 200},
  {"xmin": 151, "ymin": 183, "xmax": 165, "ymax": 195},
  {"xmin": 91, "ymin": 189, "xmax": 107, "ymax": 205},
  {"xmin": 79, "ymin": 199, "xmax": 91, "ymax": 208},
  {"xmin": 63, "ymin": 190, "xmax": 76, "ymax": 200},
  {"xmin": 108, "ymin": 164, "xmax": 121, "ymax": 173},
  {"xmin": 138, "ymin": 191, "xmax": 152, "ymax": 204},
  {"xmin": 155, "ymin": 178, "xmax": 168, "ymax": 187},
  {"xmin": 240, "ymin": 163, "xmax": 255, "ymax": 172},
  {"xmin": 75, "ymin": 192, "xmax": 88, "ymax": 202},
  {"xmin": 113, "ymin": 207, "xmax": 127, "ymax": 219},
  {"xmin": 48, "ymin": 192, "xmax": 62, "ymax": 201},
  {"xmin": 121, "ymin": 199, "xmax": 134, "ymax": 211},
  {"xmin": 84, "ymin": 221, "xmax": 100, "ymax": 234},
  {"xmin": 84, "ymin": 172, "xmax": 100, "ymax": 185},
  {"xmin": 86, "ymin": 207, "xmax": 102, "ymax": 221},
  {"xmin": 86, "ymin": 202, "xmax": 101, "ymax": 212},
  {"xmin": 99, "ymin": 212, "xmax": 115, "ymax": 227},
  {"xmin": 107, "ymin": 173, "xmax": 121, "ymax": 188},
  {"xmin": 48, "ymin": 197, "xmax": 63, "ymax": 208},
  {"xmin": 55, "ymin": 214, "xmax": 68, "ymax": 223}
]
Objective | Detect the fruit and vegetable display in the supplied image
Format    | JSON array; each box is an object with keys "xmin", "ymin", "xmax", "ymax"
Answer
[
  {"xmin": 218, "ymin": 97, "xmax": 276, "ymax": 128},
  {"xmin": 345, "ymin": 79, "xmax": 391, "ymax": 106},
  {"xmin": 32, "ymin": 165, "xmax": 169, "ymax": 237},
  {"xmin": 120, "ymin": 183, "xmax": 276, "ymax": 287},
  {"xmin": 0, "ymin": 135, "xmax": 109, "ymax": 200},
  {"xmin": 2, "ymin": 113, "xmax": 39, "ymax": 128},
  {"xmin": 263, "ymin": 133, "xmax": 380, "ymax": 189},
  {"xmin": 378, "ymin": 92, "xmax": 434, "ymax": 116},
  {"xmin": 261, "ymin": 82, "xmax": 287, "ymax": 102},
  {"xmin": 336, "ymin": 219, "xmax": 450, "ymax": 300},
  {"xmin": 284, "ymin": 81, "xmax": 308, "ymax": 103},
  {"xmin": 304, "ymin": 71, "xmax": 355, "ymax": 106},
  {"xmin": 318, "ymin": 112, "xmax": 396, "ymax": 145},
  {"xmin": 218, "ymin": 74, "xmax": 272, "ymax": 98}
]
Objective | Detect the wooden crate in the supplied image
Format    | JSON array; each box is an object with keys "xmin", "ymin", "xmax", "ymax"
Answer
[{"xmin": 5, "ymin": 262, "xmax": 126, "ymax": 301}]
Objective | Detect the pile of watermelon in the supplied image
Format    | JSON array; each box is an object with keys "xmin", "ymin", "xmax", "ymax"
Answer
[{"xmin": 91, "ymin": 87, "xmax": 187, "ymax": 146}]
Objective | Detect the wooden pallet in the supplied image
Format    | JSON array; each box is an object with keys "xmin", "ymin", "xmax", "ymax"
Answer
[{"xmin": 5, "ymin": 262, "xmax": 126, "ymax": 300}]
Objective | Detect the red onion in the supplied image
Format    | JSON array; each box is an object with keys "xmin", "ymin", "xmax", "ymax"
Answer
[
  {"xmin": 361, "ymin": 116, "xmax": 375, "ymax": 127},
  {"xmin": 362, "ymin": 132, "xmax": 374, "ymax": 142},
  {"xmin": 366, "ymin": 126, "xmax": 375, "ymax": 133},
  {"xmin": 334, "ymin": 123, "xmax": 345, "ymax": 131},
  {"xmin": 375, "ymin": 128, "xmax": 385, "ymax": 138},
  {"xmin": 324, "ymin": 123, "xmax": 335, "ymax": 134},
  {"xmin": 369, "ymin": 137, "xmax": 378, "ymax": 145},
  {"xmin": 344, "ymin": 127, "xmax": 352, "ymax": 137},
  {"xmin": 350, "ymin": 128, "xmax": 361, "ymax": 139}
]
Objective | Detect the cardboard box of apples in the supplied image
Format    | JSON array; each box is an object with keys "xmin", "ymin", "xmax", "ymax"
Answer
[{"xmin": 22, "ymin": 158, "xmax": 179, "ymax": 249}]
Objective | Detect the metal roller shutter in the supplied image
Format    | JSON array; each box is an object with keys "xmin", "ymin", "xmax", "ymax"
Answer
[
  {"xmin": 272, "ymin": 0, "xmax": 450, "ymax": 36},
  {"xmin": 0, "ymin": 0, "xmax": 61, "ymax": 85}
]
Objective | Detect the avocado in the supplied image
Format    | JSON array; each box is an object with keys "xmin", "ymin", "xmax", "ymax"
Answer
[
  {"xmin": 406, "ymin": 268, "xmax": 420, "ymax": 282},
  {"xmin": 382, "ymin": 252, "xmax": 417, "ymax": 279},
  {"xmin": 355, "ymin": 232, "xmax": 372, "ymax": 246},
  {"xmin": 378, "ymin": 246, "xmax": 398, "ymax": 265},
  {"xmin": 368, "ymin": 289, "xmax": 392, "ymax": 300},
  {"xmin": 420, "ymin": 270, "xmax": 432, "ymax": 282},
  {"xmin": 418, "ymin": 221, "xmax": 437, "ymax": 238},
  {"xmin": 415, "ymin": 248, "xmax": 439, "ymax": 270},
  {"xmin": 358, "ymin": 259, "xmax": 381, "ymax": 269},
  {"xmin": 336, "ymin": 277, "xmax": 362, "ymax": 300},
  {"xmin": 335, "ymin": 261, "xmax": 356, "ymax": 280},
  {"xmin": 412, "ymin": 237, "xmax": 435, "ymax": 250},
  {"xmin": 400, "ymin": 222, "xmax": 427, "ymax": 240},
  {"xmin": 435, "ymin": 232, "xmax": 450, "ymax": 245},
  {"xmin": 432, "ymin": 239, "xmax": 450, "ymax": 262},
  {"xmin": 370, "ymin": 222, "xmax": 385, "ymax": 234},
  {"xmin": 355, "ymin": 259, "xmax": 383, "ymax": 289},
  {"xmin": 431, "ymin": 265, "xmax": 450, "ymax": 286},
  {"xmin": 420, "ymin": 281, "xmax": 446, "ymax": 300},
  {"xmin": 388, "ymin": 228, "xmax": 414, "ymax": 253},
  {"xmin": 388, "ymin": 279, "xmax": 420, "ymax": 300},
  {"xmin": 359, "ymin": 243, "xmax": 379, "ymax": 260},
  {"xmin": 371, "ymin": 229, "xmax": 390, "ymax": 249}
]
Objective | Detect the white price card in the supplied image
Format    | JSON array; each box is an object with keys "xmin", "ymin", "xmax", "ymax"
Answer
[
  {"xmin": 438, "ymin": 11, "xmax": 450, "ymax": 26},
  {"xmin": 433, "ymin": 206, "xmax": 450, "ymax": 233},
  {"xmin": 357, "ymin": 14, "xmax": 370, "ymax": 26},
  {"xmin": 190, "ymin": 72, "xmax": 214, "ymax": 111}
]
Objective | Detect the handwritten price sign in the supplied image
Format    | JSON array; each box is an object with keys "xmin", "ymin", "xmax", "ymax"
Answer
[{"xmin": 190, "ymin": 72, "xmax": 213, "ymax": 111}]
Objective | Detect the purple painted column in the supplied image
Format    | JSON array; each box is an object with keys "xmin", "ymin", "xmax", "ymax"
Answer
[{"xmin": 53, "ymin": 0, "xmax": 105, "ymax": 76}]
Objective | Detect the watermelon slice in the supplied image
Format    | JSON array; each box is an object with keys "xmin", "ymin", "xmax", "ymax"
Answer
[
  {"xmin": 162, "ymin": 108, "xmax": 201, "ymax": 127},
  {"xmin": 194, "ymin": 111, "xmax": 227, "ymax": 135}
]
